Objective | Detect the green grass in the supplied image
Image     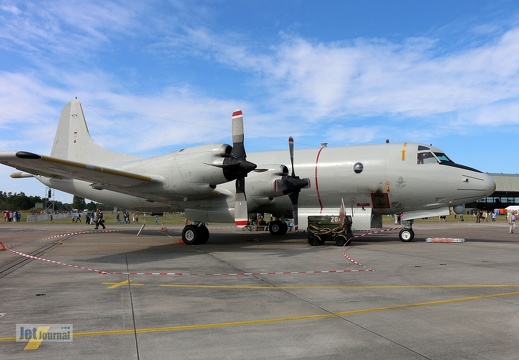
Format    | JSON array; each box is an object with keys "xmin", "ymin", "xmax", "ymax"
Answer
[
  {"xmin": 7, "ymin": 212, "xmax": 507, "ymax": 226},
  {"xmin": 9, "ymin": 212, "xmax": 187, "ymax": 225}
]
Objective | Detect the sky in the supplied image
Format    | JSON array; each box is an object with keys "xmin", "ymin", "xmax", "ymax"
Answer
[{"xmin": 1, "ymin": 0, "xmax": 519, "ymax": 203}]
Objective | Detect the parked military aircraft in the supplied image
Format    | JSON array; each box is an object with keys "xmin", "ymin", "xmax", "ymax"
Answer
[{"xmin": 0, "ymin": 99, "xmax": 495, "ymax": 244}]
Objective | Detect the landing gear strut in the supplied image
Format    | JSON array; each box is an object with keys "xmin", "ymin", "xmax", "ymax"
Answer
[
  {"xmin": 182, "ymin": 223, "xmax": 209, "ymax": 245},
  {"xmin": 399, "ymin": 220, "xmax": 414, "ymax": 242}
]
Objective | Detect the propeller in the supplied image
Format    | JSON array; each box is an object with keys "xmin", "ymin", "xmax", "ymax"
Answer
[
  {"xmin": 283, "ymin": 137, "xmax": 310, "ymax": 231},
  {"xmin": 228, "ymin": 110, "xmax": 256, "ymax": 227}
]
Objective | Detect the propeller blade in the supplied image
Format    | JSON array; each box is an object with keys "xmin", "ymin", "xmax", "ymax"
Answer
[
  {"xmin": 289, "ymin": 192, "xmax": 299, "ymax": 231},
  {"xmin": 289, "ymin": 136, "xmax": 295, "ymax": 177},
  {"xmin": 286, "ymin": 137, "xmax": 304, "ymax": 231},
  {"xmin": 232, "ymin": 110, "xmax": 245, "ymax": 160},
  {"xmin": 230, "ymin": 109, "xmax": 254, "ymax": 227},
  {"xmin": 235, "ymin": 183, "xmax": 248, "ymax": 227},
  {"xmin": 222, "ymin": 110, "xmax": 257, "ymax": 180}
]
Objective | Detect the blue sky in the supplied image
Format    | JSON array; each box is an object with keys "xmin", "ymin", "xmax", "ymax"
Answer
[{"xmin": 1, "ymin": 0, "xmax": 519, "ymax": 203}]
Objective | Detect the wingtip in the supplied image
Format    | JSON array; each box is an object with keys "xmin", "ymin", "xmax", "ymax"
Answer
[
  {"xmin": 232, "ymin": 109, "xmax": 243, "ymax": 118},
  {"xmin": 10, "ymin": 172, "xmax": 34, "ymax": 178}
]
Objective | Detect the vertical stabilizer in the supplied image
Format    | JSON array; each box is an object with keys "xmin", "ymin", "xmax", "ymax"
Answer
[{"xmin": 50, "ymin": 99, "xmax": 141, "ymax": 165}]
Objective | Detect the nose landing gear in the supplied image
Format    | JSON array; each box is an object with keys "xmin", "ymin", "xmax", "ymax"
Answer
[{"xmin": 399, "ymin": 220, "xmax": 414, "ymax": 242}]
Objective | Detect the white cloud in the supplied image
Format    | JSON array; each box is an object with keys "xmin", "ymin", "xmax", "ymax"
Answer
[{"xmin": 1, "ymin": 2, "xmax": 519, "ymax": 156}]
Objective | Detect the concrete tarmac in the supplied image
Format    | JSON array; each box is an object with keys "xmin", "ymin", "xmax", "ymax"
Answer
[{"xmin": 0, "ymin": 220, "xmax": 518, "ymax": 359}]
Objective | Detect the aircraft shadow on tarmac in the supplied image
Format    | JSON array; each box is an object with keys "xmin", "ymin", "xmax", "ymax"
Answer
[
  {"xmin": 73, "ymin": 228, "xmax": 336, "ymax": 266},
  {"xmin": 62, "ymin": 225, "xmax": 516, "ymax": 268}
]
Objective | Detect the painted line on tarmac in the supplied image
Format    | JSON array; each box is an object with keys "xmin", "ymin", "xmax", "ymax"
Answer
[
  {"xmin": 102, "ymin": 279, "xmax": 144, "ymax": 289},
  {"xmin": 23, "ymin": 326, "xmax": 50, "ymax": 351},
  {"xmin": 2, "ymin": 290, "xmax": 518, "ymax": 345}
]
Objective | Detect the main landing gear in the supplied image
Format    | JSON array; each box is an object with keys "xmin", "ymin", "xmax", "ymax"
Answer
[
  {"xmin": 399, "ymin": 220, "xmax": 414, "ymax": 242},
  {"xmin": 181, "ymin": 220, "xmax": 290, "ymax": 244},
  {"xmin": 268, "ymin": 220, "xmax": 288, "ymax": 236},
  {"xmin": 181, "ymin": 223, "xmax": 209, "ymax": 245}
]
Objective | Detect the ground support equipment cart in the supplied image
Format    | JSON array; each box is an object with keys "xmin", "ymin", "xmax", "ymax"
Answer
[{"xmin": 307, "ymin": 215, "xmax": 354, "ymax": 246}]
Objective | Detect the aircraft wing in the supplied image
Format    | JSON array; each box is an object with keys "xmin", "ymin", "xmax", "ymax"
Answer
[{"xmin": 0, "ymin": 151, "xmax": 159, "ymax": 189}]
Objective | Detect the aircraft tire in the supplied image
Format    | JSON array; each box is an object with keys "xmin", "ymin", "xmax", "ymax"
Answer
[
  {"xmin": 308, "ymin": 235, "xmax": 321, "ymax": 246},
  {"xmin": 399, "ymin": 228, "xmax": 414, "ymax": 242},
  {"xmin": 182, "ymin": 225, "xmax": 201, "ymax": 245},
  {"xmin": 280, "ymin": 221, "xmax": 288, "ymax": 235},
  {"xmin": 269, "ymin": 220, "xmax": 288, "ymax": 236},
  {"xmin": 198, "ymin": 225, "xmax": 209, "ymax": 244}
]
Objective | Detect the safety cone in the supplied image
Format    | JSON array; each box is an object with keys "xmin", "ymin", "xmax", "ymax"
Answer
[{"xmin": 0, "ymin": 242, "xmax": 7, "ymax": 251}]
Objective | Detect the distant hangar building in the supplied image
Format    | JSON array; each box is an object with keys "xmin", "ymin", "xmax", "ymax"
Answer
[{"xmin": 473, "ymin": 173, "xmax": 519, "ymax": 210}]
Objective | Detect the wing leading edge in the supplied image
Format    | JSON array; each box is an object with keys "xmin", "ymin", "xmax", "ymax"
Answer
[{"xmin": 0, "ymin": 151, "xmax": 160, "ymax": 189}]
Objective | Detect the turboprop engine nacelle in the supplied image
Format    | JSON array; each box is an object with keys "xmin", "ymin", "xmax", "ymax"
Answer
[
  {"xmin": 174, "ymin": 143, "xmax": 233, "ymax": 186},
  {"xmin": 247, "ymin": 164, "xmax": 289, "ymax": 198}
]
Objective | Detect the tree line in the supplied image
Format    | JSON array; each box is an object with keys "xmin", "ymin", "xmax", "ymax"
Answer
[{"xmin": 0, "ymin": 191, "xmax": 111, "ymax": 212}]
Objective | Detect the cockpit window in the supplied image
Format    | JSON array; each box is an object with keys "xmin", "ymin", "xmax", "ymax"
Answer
[
  {"xmin": 418, "ymin": 145, "xmax": 430, "ymax": 151},
  {"xmin": 417, "ymin": 151, "xmax": 454, "ymax": 165},
  {"xmin": 434, "ymin": 152, "xmax": 452, "ymax": 163},
  {"xmin": 417, "ymin": 152, "xmax": 437, "ymax": 164}
]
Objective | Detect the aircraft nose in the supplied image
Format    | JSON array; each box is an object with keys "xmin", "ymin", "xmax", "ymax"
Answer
[
  {"xmin": 458, "ymin": 171, "xmax": 495, "ymax": 200},
  {"xmin": 474, "ymin": 172, "xmax": 496, "ymax": 196},
  {"xmin": 485, "ymin": 173, "xmax": 497, "ymax": 195}
]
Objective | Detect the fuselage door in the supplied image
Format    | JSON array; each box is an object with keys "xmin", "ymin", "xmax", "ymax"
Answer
[{"xmin": 371, "ymin": 192, "xmax": 390, "ymax": 208}]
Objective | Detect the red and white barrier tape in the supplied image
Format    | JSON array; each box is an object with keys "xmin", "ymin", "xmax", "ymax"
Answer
[
  {"xmin": 7, "ymin": 248, "xmax": 110, "ymax": 274},
  {"xmin": 7, "ymin": 247, "xmax": 372, "ymax": 276},
  {"xmin": 5, "ymin": 230, "xmax": 374, "ymax": 277},
  {"xmin": 110, "ymin": 269, "xmax": 372, "ymax": 276},
  {"xmin": 4, "ymin": 229, "xmax": 121, "ymax": 249},
  {"xmin": 341, "ymin": 227, "xmax": 401, "ymax": 272},
  {"xmin": 5, "ymin": 230, "xmax": 122, "ymax": 274}
]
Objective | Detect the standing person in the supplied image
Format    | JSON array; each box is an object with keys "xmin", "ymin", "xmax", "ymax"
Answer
[
  {"xmin": 508, "ymin": 211, "xmax": 516, "ymax": 234},
  {"xmin": 95, "ymin": 208, "xmax": 106, "ymax": 229}
]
